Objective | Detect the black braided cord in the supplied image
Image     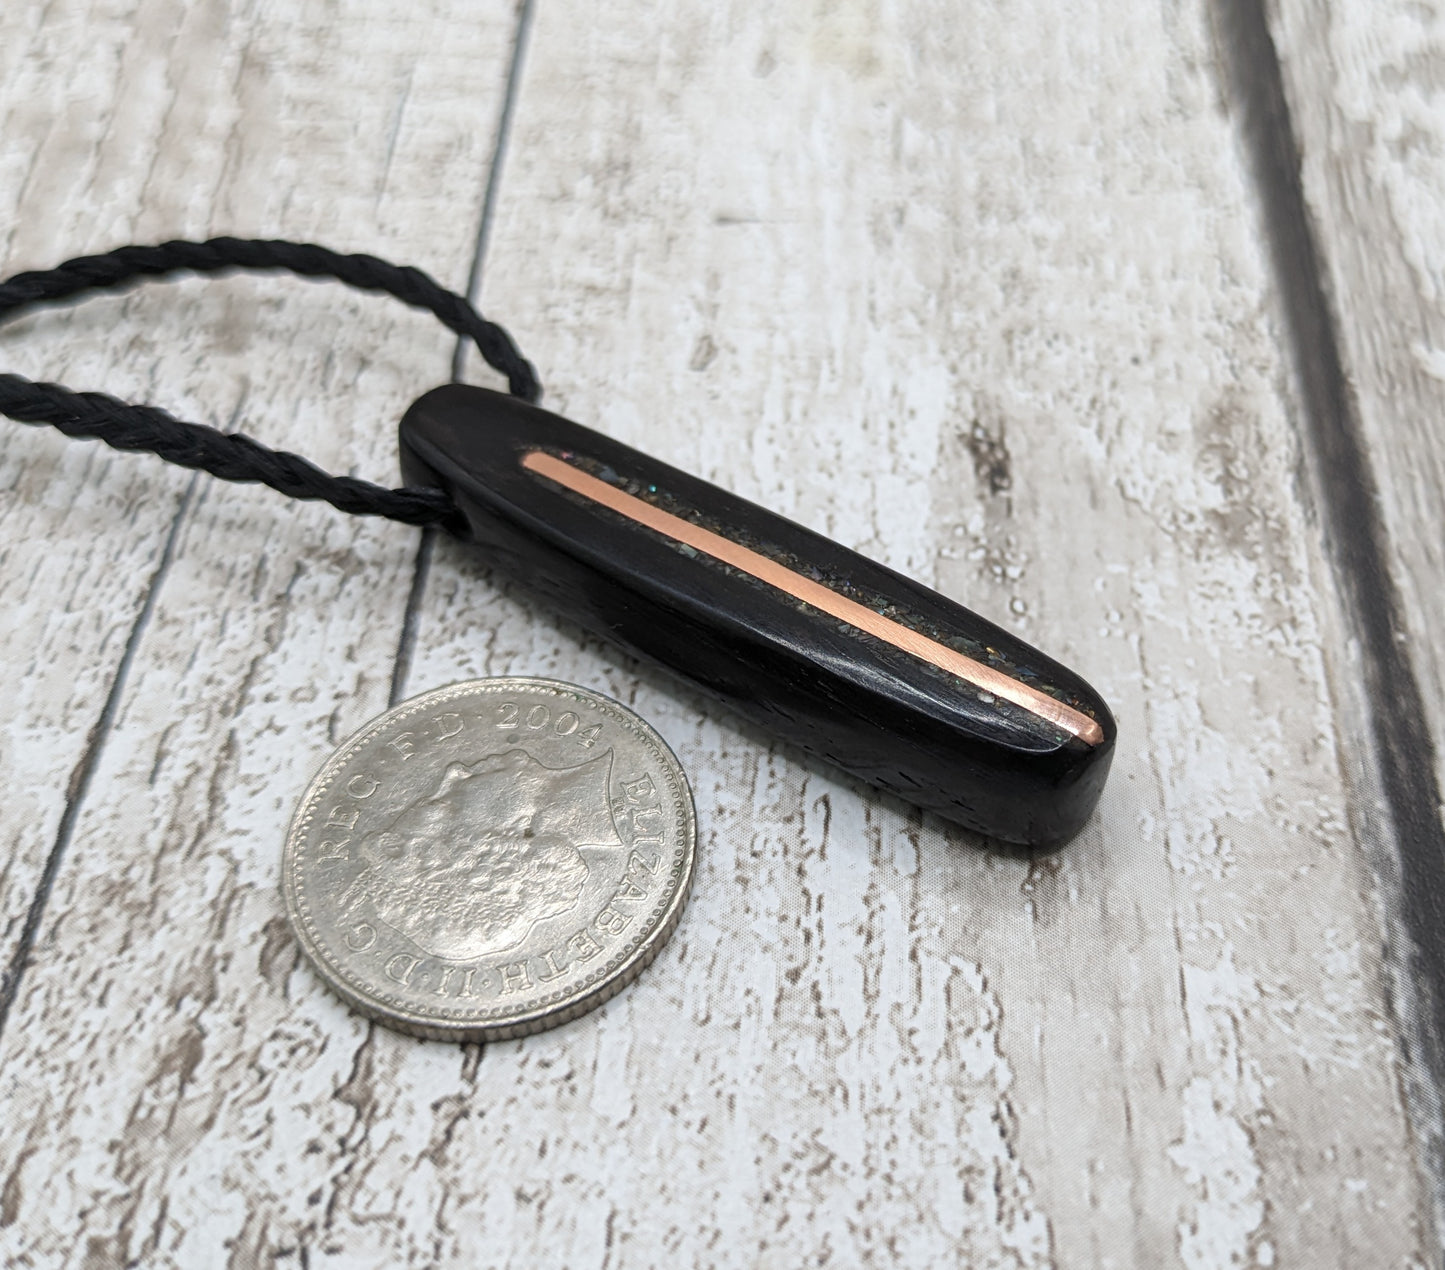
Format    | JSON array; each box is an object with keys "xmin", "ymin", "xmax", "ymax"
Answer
[{"xmin": 0, "ymin": 238, "xmax": 542, "ymax": 528}]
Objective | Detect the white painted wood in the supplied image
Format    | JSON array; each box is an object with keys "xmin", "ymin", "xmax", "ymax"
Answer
[
  {"xmin": 0, "ymin": 1, "xmax": 1431, "ymax": 1266},
  {"xmin": 1267, "ymin": 0, "xmax": 1445, "ymax": 892},
  {"xmin": 446, "ymin": 1, "xmax": 1425, "ymax": 1264},
  {"xmin": 0, "ymin": 0, "xmax": 519, "ymax": 1263}
]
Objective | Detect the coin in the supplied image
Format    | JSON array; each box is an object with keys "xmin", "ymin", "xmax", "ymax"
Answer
[{"xmin": 282, "ymin": 678, "xmax": 696, "ymax": 1041}]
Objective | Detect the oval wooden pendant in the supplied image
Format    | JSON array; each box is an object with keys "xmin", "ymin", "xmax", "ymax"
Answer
[{"xmin": 400, "ymin": 384, "xmax": 1115, "ymax": 847}]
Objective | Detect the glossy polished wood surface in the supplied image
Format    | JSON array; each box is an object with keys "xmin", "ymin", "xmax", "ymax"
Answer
[{"xmin": 402, "ymin": 384, "xmax": 1115, "ymax": 847}]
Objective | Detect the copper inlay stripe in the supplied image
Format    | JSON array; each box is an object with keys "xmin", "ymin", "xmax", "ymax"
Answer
[{"xmin": 522, "ymin": 450, "xmax": 1103, "ymax": 746}]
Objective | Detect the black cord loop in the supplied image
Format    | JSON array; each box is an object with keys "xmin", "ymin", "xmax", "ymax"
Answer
[{"xmin": 0, "ymin": 238, "xmax": 541, "ymax": 528}]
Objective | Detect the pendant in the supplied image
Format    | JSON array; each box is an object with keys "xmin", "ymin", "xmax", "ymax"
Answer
[{"xmin": 399, "ymin": 385, "xmax": 1115, "ymax": 848}]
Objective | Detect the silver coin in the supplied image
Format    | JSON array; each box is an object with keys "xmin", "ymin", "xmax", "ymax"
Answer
[{"xmin": 282, "ymin": 678, "xmax": 696, "ymax": 1041}]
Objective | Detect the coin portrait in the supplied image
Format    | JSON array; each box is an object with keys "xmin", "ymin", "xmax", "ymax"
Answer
[{"xmin": 282, "ymin": 678, "xmax": 696, "ymax": 1041}]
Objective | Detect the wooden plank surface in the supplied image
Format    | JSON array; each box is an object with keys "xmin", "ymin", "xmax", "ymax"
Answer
[
  {"xmin": 1262, "ymin": 3, "xmax": 1445, "ymax": 1227},
  {"xmin": 0, "ymin": 1, "xmax": 1435, "ymax": 1266},
  {"xmin": 1270, "ymin": 0, "xmax": 1445, "ymax": 799},
  {"xmin": 465, "ymin": 3, "xmax": 1426, "ymax": 1260},
  {"xmin": 0, "ymin": 0, "xmax": 521, "ymax": 1264}
]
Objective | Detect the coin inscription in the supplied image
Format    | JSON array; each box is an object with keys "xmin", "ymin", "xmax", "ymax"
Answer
[{"xmin": 282, "ymin": 678, "xmax": 696, "ymax": 1041}]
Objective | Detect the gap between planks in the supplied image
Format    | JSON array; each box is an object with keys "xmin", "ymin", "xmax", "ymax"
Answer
[
  {"xmin": 0, "ymin": 1, "xmax": 537, "ymax": 1054},
  {"xmin": 1211, "ymin": 0, "xmax": 1445, "ymax": 1237},
  {"xmin": 0, "ymin": 476, "xmax": 197, "ymax": 1042},
  {"xmin": 391, "ymin": 0, "xmax": 538, "ymax": 710}
]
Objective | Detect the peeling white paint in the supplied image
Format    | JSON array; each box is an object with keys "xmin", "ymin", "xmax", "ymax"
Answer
[{"xmin": 0, "ymin": 0, "xmax": 1432, "ymax": 1265}]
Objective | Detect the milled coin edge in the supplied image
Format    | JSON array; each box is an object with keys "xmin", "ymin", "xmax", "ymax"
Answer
[{"xmin": 280, "ymin": 677, "xmax": 697, "ymax": 1042}]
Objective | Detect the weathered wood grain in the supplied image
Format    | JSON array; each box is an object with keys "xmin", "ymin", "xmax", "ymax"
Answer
[
  {"xmin": 1259, "ymin": 0, "xmax": 1445, "ymax": 1236},
  {"xmin": 0, "ymin": 0, "xmax": 1432, "ymax": 1266},
  {"xmin": 1268, "ymin": 0, "xmax": 1445, "ymax": 807},
  {"xmin": 0, "ymin": 0, "xmax": 519, "ymax": 1263},
  {"xmin": 438, "ymin": 1, "xmax": 1425, "ymax": 1264},
  {"xmin": 0, "ymin": 0, "xmax": 209, "ymax": 1013}
]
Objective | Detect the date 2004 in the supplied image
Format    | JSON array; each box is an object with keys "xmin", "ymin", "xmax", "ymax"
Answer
[{"xmin": 495, "ymin": 701, "xmax": 602, "ymax": 749}]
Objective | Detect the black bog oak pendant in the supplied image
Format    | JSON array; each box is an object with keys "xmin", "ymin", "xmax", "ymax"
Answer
[{"xmin": 400, "ymin": 384, "xmax": 1116, "ymax": 848}]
